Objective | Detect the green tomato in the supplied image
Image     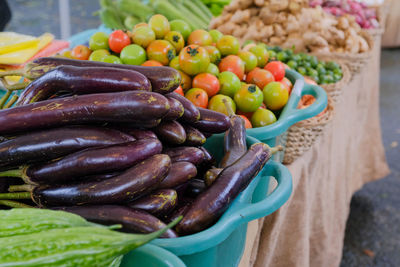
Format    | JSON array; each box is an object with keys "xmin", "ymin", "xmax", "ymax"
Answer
[
  {"xmin": 148, "ymin": 14, "xmax": 170, "ymax": 39},
  {"xmin": 292, "ymin": 54, "xmax": 302, "ymax": 62},
  {"xmin": 164, "ymin": 31, "xmax": 185, "ymax": 53},
  {"xmin": 209, "ymin": 29, "xmax": 223, "ymax": 43},
  {"xmin": 249, "ymin": 45, "xmax": 269, "ymax": 67},
  {"xmin": 333, "ymin": 68, "xmax": 342, "ymax": 75},
  {"xmin": 268, "ymin": 50, "xmax": 277, "ymax": 61},
  {"xmin": 310, "ymin": 56, "xmax": 318, "ymax": 68},
  {"xmin": 287, "ymin": 60, "xmax": 297, "ymax": 69},
  {"xmin": 326, "ymin": 61, "xmax": 340, "ymax": 70},
  {"xmin": 302, "ymin": 61, "xmax": 311, "ymax": 69},
  {"xmin": 307, "ymin": 68, "xmax": 318, "ymax": 77},
  {"xmin": 132, "ymin": 26, "xmax": 156, "ymax": 48},
  {"xmin": 251, "ymin": 108, "xmax": 277, "ymax": 128},
  {"xmin": 272, "ymin": 46, "xmax": 282, "ymax": 52},
  {"xmin": 234, "ymin": 84, "xmax": 263, "ymax": 113},
  {"xmin": 216, "ymin": 35, "xmax": 240, "ymax": 56},
  {"xmin": 120, "ymin": 44, "xmax": 147, "ymax": 65},
  {"xmin": 89, "ymin": 32, "xmax": 109, "ymax": 50},
  {"xmin": 263, "ymin": 82, "xmax": 289, "ymax": 111},
  {"xmin": 203, "ymin": 45, "xmax": 221, "ymax": 64},
  {"xmin": 243, "ymin": 39, "xmax": 255, "ymax": 47},
  {"xmin": 208, "ymin": 94, "xmax": 236, "ymax": 116},
  {"xmin": 238, "ymin": 51, "xmax": 258, "ymax": 73},
  {"xmin": 88, "ymin": 49, "xmax": 110, "ymax": 61},
  {"xmin": 286, "ymin": 49, "xmax": 294, "ymax": 56},
  {"xmin": 333, "ymin": 73, "xmax": 342, "ymax": 82},
  {"xmin": 206, "ymin": 63, "xmax": 220, "ymax": 76},
  {"xmin": 276, "ymin": 51, "xmax": 287, "ymax": 62},
  {"xmin": 322, "ymin": 74, "xmax": 334, "ymax": 84},
  {"xmin": 169, "ymin": 56, "xmax": 180, "ymax": 70},
  {"xmin": 101, "ymin": 55, "xmax": 122, "ymax": 64},
  {"xmin": 297, "ymin": 67, "xmax": 306, "ymax": 75},
  {"xmin": 316, "ymin": 64, "xmax": 326, "ymax": 75},
  {"xmin": 218, "ymin": 71, "xmax": 241, "ymax": 98},
  {"xmin": 170, "ymin": 20, "xmax": 191, "ymax": 41}
]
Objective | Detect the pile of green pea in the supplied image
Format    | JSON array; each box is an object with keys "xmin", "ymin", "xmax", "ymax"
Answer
[{"xmin": 266, "ymin": 46, "xmax": 343, "ymax": 85}]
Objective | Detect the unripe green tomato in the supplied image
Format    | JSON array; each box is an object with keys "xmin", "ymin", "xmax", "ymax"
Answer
[
  {"xmin": 101, "ymin": 55, "xmax": 122, "ymax": 64},
  {"xmin": 251, "ymin": 108, "xmax": 277, "ymax": 127},
  {"xmin": 234, "ymin": 83, "xmax": 263, "ymax": 112},
  {"xmin": 169, "ymin": 56, "xmax": 180, "ymax": 70},
  {"xmin": 131, "ymin": 26, "xmax": 155, "ymax": 48},
  {"xmin": 238, "ymin": 51, "xmax": 258, "ymax": 73},
  {"xmin": 164, "ymin": 31, "xmax": 185, "ymax": 53},
  {"xmin": 208, "ymin": 94, "xmax": 236, "ymax": 116},
  {"xmin": 120, "ymin": 44, "xmax": 147, "ymax": 65},
  {"xmin": 170, "ymin": 19, "xmax": 191, "ymax": 41},
  {"xmin": 203, "ymin": 45, "xmax": 221, "ymax": 64},
  {"xmin": 263, "ymin": 82, "xmax": 289, "ymax": 111},
  {"xmin": 148, "ymin": 14, "xmax": 170, "ymax": 39},
  {"xmin": 209, "ymin": 29, "xmax": 223, "ymax": 43},
  {"xmin": 249, "ymin": 45, "xmax": 269, "ymax": 67},
  {"xmin": 218, "ymin": 71, "xmax": 241, "ymax": 98},
  {"xmin": 89, "ymin": 32, "xmax": 109, "ymax": 50},
  {"xmin": 88, "ymin": 49, "xmax": 110, "ymax": 61},
  {"xmin": 206, "ymin": 63, "xmax": 220, "ymax": 76},
  {"xmin": 216, "ymin": 35, "xmax": 240, "ymax": 56}
]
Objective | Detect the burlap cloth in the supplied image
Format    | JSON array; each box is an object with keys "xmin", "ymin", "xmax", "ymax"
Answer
[
  {"xmin": 238, "ymin": 29, "xmax": 390, "ymax": 267},
  {"xmin": 382, "ymin": 0, "xmax": 400, "ymax": 47}
]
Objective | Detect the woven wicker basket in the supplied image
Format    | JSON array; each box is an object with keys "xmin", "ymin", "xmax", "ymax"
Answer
[
  {"xmin": 366, "ymin": 3, "xmax": 390, "ymax": 42},
  {"xmin": 320, "ymin": 62, "xmax": 351, "ymax": 104},
  {"xmin": 283, "ymin": 97, "xmax": 335, "ymax": 165},
  {"xmin": 312, "ymin": 31, "xmax": 374, "ymax": 77}
]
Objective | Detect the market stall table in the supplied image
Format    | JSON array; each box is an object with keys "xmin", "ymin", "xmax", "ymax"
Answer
[{"xmin": 239, "ymin": 34, "xmax": 390, "ymax": 267}]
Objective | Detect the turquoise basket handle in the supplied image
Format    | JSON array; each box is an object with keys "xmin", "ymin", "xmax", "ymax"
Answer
[{"xmin": 225, "ymin": 161, "xmax": 293, "ymax": 226}]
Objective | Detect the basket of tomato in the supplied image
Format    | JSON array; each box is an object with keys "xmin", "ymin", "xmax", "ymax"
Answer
[{"xmin": 66, "ymin": 14, "xmax": 327, "ymax": 162}]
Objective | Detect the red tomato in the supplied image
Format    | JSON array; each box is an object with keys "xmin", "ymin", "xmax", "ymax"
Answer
[
  {"xmin": 178, "ymin": 70, "xmax": 192, "ymax": 91},
  {"xmin": 192, "ymin": 73, "xmax": 220, "ymax": 97},
  {"xmin": 108, "ymin": 30, "xmax": 131, "ymax": 53},
  {"xmin": 185, "ymin": 88, "xmax": 209, "ymax": 108},
  {"xmin": 71, "ymin": 45, "xmax": 92, "ymax": 60},
  {"xmin": 174, "ymin": 85, "xmax": 184, "ymax": 96},
  {"xmin": 236, "ymin": 109, "xmax": 253, "ymax": 120},
  {"xmin": 141, "ymin": 60, "xmax": 163, "ymax": 66},
  {"xmin": 264, "ymin": 61, "xmax": 286, "ymax": 81},
  {"xmin": 218, "ymin": 55, "xmax": 245, "ymax": 80},
  {"xmin": 246, "ymin": 68, "xmax": 275, "ymax": 89},
  {"xmin": 281, "ymin": 77, "xmax": 292, "ymax": 89},
  {"xmin": 239, "ymin": 115, "xmax": 252, "ymax": 129}
]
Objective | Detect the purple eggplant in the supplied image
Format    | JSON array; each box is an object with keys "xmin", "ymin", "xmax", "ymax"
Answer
[
  {"xmin": 158, "ymin": 162, "xmax": 197, "ymax": 189},
  {"xmin": 54, "ymin": 205, "xmax": 177, "ymax": 238},
  {"xmin": 129, "ymin": 189, "xmax": 177, "ymax": 217},
  {"xmin": 18, "ymin": 138, "xmax": 162, "ymax": 184},
  {"xmin": 153, "ymin": 120, "xmax": 186, "ymax": 145},
  {"xmin": 166, "ymin": 92, "xmax": 200, "ymax": 123},
  {"xmin": 0, "ymin": 91, "xmax": 170, "ymax": 135},
  {"xmin": 204, "ymin": 168, "xmax": 222, "ymax": 187},
  {"xmin": 185, "ymin": 178, "xmax": 206, "ymax": 198},
  {"xmin": 163, "ymin": 146, "xmax": 205, "ymax": 166},
  {"xmin": 164, "ymin": 97, "xmax": 184, "ymax": 121},
  {"xmin": 12, "ymin": 57, "xmax": 180, "ymax": 94},
  {"xmin": 182, "ymin": 125, "xmax": 206, "ymax": 146},
  {"xmin": 17, "ymin": 66, "xmax": 152, "ymax": 105},
  {"xmin": 117, "ymin": 128, "xmax": 158, "ymax": 140},
  {"xmin": 189, "ymin": 108, "xmax": 231, "ymax": 133},
  {"xmin": 175, "ymin": 143, "xmax": 273, "ymax": 235},
  {"xmin": 0, "ymin": 126, "xmax": 134, "ymax": 170}
]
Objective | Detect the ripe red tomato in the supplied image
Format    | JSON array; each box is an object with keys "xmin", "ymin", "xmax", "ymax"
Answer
[
  {"xmin": 141, "ymin": 60, "xmax": 163, "ymax": 66},
  {"xmin": 71, "ymin": 45, "xmax": 92, "ymax": 60},
  {"xmin": 185, "ymin": 88, "xmax": 209, "ymax": 108},
  {"xmin": 174, "ymin": 85, "xmax": 184, "ymax": 96},
  {"xmin": 192, "ymin": 73, "xmax": 220, "ymax": 97},
  {"xmin": 239, "ymin": 115, "xmax": 252, "ymax": 129},
  {"xmin": 187, "ymin": 29, "xmax": 212, "ymax": 46},
  {"xmin": 218, "ymin": 55, "xmax": 245, "ymax": 80},
  {"xmin": 108, "ymin": 30, "xmax": 131, "ymax": 53},
  {"xmin": 280, "ymin": 77, "xmax": 292, "ymax": 94},
  {"xmin": 264, "ymin": 61, "xmax": 286, "ymax": 81},
  {"xmin": 246, "ymin": 68, "xmax": 275, "ymax": 89}
]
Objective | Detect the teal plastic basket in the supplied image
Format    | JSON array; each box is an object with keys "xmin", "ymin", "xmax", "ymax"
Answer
[
  {"xmin": 121, "ymin": 244, "xmax": 186, "ymax": 267},
  {"xmin": 151, "ymin": 135, "xmax": 292, "ymax": 267}
]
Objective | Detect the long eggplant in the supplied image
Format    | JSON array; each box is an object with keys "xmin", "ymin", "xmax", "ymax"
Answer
[
  {"xmin": 158, "ymin": 162, "xmax": 197, "ymax": 189},
  {"xmin": 54, "ymin": 205, "xmax": 178, "ymax": 238},
  {"xmin": 163, "ymin": 146, "xmax": 205, "ymax": 166},
  {"xmin": 0, "ymin": 126, "xmax": 134, "ymax": 170},
  {"xmin": 175, "ymin": 143, "xmax": 274, "ymax": 235},
  {"xmin": 153, "ymin": 121, "xmax": 186, "ymax": 145},
  {"xmin": 13, "ymin": 138, "xmax": 162, "ymax": 185},
  {"xmin": 0, "ymin": 91, "xmax": 170, "ymax": 135},
  {"xmin": 129, "ymin": 189, "xmax": 177, "ymax": 217},
  {"xmin": 116, "ymin": 128, "xmax": 158, "ymax": 140},
  {"xmin": 166, "ymin": 92, "xmax": 200, "ymax": 123},
  {"xmin": 189, "ymin": 108, "xmax": 231, "ymax": 133},
  {"xmin": 165, "ymin": 198, "xmax": 194, "ymax": 224},
  {"xmin": 185, "ymin": 179, "xmax": 206, "ymax": 198},
  {"xmin": 164, "ymin": 97, "xmax": 184, "ymax": 121},
  {"xmin": 3, "ymin": 57, "xmax": 181, "ymax": 94},
  {"xmin": 204, "ymin": 168, "xmax": 222, "ymax": 187},
  {"xmin": 17, "ymin": 66, "xmax": 152, "ymax": 106},
  {"xmin": 182, "ymin": 125, "xmax": 206, "ymax": 146},
  {"xmin": 3, "ymin": 154, "xmax": 171, "ymax": 206}
]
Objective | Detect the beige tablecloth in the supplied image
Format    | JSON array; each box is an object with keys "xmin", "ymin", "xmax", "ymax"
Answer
[{"xmin": 239, "ymin": 36, "xmax": 390, "ymax": 267}]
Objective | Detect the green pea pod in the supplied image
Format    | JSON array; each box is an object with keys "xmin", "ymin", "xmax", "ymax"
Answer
[
  {"xmin": 0, "ymin": 216, "xmax": 181, "ymax": 267},
  {"xmin": 0, "ymin": 208, "xmax": 100, "ymax": 238},
  {"xmin": 100, "ymin": 7, "xmax": 126, "ymax": 30}
]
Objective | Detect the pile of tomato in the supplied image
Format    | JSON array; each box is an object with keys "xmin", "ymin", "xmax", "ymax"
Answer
[{"xmin": 66, "ymin": 14, "xmax": 294, "ymax": 129}]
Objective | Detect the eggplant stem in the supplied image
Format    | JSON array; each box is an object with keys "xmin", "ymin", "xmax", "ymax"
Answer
[
  {"xmin": 0, "ymin": 199, "xmax": 34, "ymax": 208},
  {"xmin": 0, "ymin": 169, "xmax": 23, "ymax": 178},
  {"xmin": 3, "ymin": 94, "xmax": 19, "ymax": 109},
  {"xmin": 0, "ymin": 69, "xmax": 26, "ymax": 78},
  {"xmin": 5, "ymin": 81, "xmax": 30, "ymax": 91},
  {"xmin": 0, "ymin": 90, "xmax": 11, "ymax": 109},
  {"xmin": 0, "ymin": 192, "xmax": 31, "ymax": 200},
  {"xmin": 222, "ymin": 98, "xmax": 235, "ymax": 117},
  {"xmin": 270, "ymin": 145, "xmax": 284, "ymax": 154},
  {"xmin": 8, "ymin": 184, "xmax": 35, "ymax": 192}
]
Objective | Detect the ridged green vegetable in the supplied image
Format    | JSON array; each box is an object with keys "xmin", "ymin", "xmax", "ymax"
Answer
[
  {"xmin": 0, "ymin": 210, "xmax": 181, "ymax": 267},
  {"xmin": 193, "ymin": 0, "xmax": 213, "ymax": 20},
  {"xmin": 169, "ymin": 0, "xmax": 208, "ymax": 29},
  {"xmin": 151, "ymin": 0, "xmax": 200, "ymax": 30},
  {"xmin": 181, "ymin": 0, "xmax": 210, "ymax": 24},
  {"xmin": 118, "ymin": 0, "xmax": 154, "ymax": 22},
  {"xmin": 100, "ymin": 7, "xmax": 126, "ymax": 30},
  {"xmin": 0, "ymin": 208, "xmax": 98, "ymax": 238}
]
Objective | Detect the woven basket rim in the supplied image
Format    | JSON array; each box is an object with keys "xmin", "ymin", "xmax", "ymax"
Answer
[{"xmin": 294, "ymin": 96, "xmax": 335, "ymax": 128}]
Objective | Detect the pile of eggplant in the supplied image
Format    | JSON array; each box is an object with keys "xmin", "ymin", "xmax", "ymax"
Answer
[{"xmin": 0, "ymin": 57, "xmax": 279, "ymax": 237}]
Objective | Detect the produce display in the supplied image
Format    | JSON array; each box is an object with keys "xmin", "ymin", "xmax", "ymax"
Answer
[
  {"xmin": 98, "ymin": 0, "xmax": 212, "ymax": 30},
  {"xmin": 310, "ymin": 0, "xmax": 379, "ymax": 29},
  {"xmin": 211, "ymin": 0, "xmax": 371, "ymax": 54},
  {"xmin": 0, "ymin": 208, "xmax": 180, "ymax": 266},
  {"xmin": 0, "ymin": 56, "xmax": 279, "ymax": 239},
  {"xmin": 201, "ymin": 0, "xmax": 232, "ymax": 16}
]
